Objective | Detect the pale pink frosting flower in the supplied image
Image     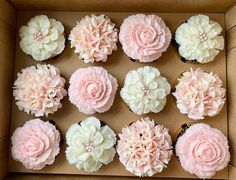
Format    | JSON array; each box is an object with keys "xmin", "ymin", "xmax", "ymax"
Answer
[
  {"xmin": 11, "ymin": 119, "xmax": 61, "ymax": 170},
  {"xmin": 173, "ymin": 68, "xmax": 226, "ymax": 120},
  {"xmin": 69, "ymin": 14, "xmax": 118, "ymax": 63},
  {"xmin": 13, "ymin": 64, "xmax": 67, "ymax": 117},
  {"xmin": 176, "ymin": 123, "xmax": 230, "ymax": 179},
  {"xmin": 68, "ymin": 66, "xmax": 118, "ymax": 114},
  {"xmin": 117, "ymin": 117, "xmax": 173, "ymax": 177},
  {"xmin": 119, "ymin": 14, "xmax": 172, "ymax": 62}
]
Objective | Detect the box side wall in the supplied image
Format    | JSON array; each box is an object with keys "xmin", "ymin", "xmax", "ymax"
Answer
[
  {"xmin": 8, "ymin": 0, "xmax": 236, "ymax": 12},
  {"xmin": 0, "ymin": 0, "xmax": 16, "ymax": 179},
  {"xmin": 226, "ymin": 4, "xmax": 236, "ymax": 171}
]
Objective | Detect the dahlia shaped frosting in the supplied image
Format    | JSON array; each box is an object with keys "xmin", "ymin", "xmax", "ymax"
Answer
[
  {"xmin": 65, "ymin": 117, "xmax": 116, "ymax": 172},
  {"xmin": 119, "ymin": 14, "xmax": 172, "ymax": 62},
  {"xmin": 69, "ymin": 14, "xmax": 118, "ymax": 63},
  {"xmin": 175, "ymin": 14, "xmax": 224, "ymax": 63},
  {"xmin": 68, "ymin": 66, "xmax": 118, "ymax": 114},
  {"xmin": 120, "ymin": 66, "xmax": 171, "ymax": 115},
  {"xmin": 117, "ymin": 117, "xmax": 172, "ymax": 176},
  {"xmin": 19, "ymin": 15, "xmax": 65, "ymax": 61},
  {"xmin": 172, "ymin": 68, "xmax": 226, "ymax": 120},
  {"xmin": 176, "ymin": 123, "xmax": 230, "ymax": 179},
  {"xmin": 11, "ymin": 118, "xmax": 61, "ymax": 170},
  {"xmin": 13, "ymin": 64, "xmax": 67, "ymax": 117}
]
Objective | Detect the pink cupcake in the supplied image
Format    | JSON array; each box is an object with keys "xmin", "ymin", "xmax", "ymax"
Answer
[
  {"xmin": 117, "ymin": 117, "xmax": 173, "ymax": 177},
  {"xmin": 119, "ymin": 14, "xmax": 171, "ymax": 62},
  {"xmin": 11, "ymin": 118, "xmax": 61, "ymax": 170},
  {"xmin": 172, "ymin": 68, "xmax": 226, "ymax": 120},
  {"xmin": 68, "ymin": 66, "xmax": 118, "ymax": 114},
  {"xmin": 69, "ymin": 14, "xmax": 118, "ymax": 63},
  {"xmin": 175, "ymin": 123, "xmax": 230, "ymax": 179}
]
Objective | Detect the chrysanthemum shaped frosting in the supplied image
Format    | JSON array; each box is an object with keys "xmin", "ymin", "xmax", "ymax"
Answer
[
  {"xmin": 65, "ymin": 117, "xmax": 116, "ymax": 172},
  {"xmin": 175, "ymin": 14, "xmax": 224, "ymax": 63},
  {"xmin": 69, "ymin": 14, "xmax": 118, "ymax": 63},
  {"xmin": 176, "ymin": 123, "xmax": 230, "ymax": 179},
  {"xmin": 11, "ymin": 119, "xmax": 61, "ymax": 170},
  {"xmin": 19, "ymin": 15, "xmax": 65, "ymax": 61},
  {"xmin": 117, "ymin": 117, "xmax": 172, "ymax": 176},
  {"xmin": 173, "ymin": 68, "xmax": 226, "ymax": 120},
  {"xmin": 119, "ymin": 14, "xmax": 171, "ymax": 62},
  {"xmin": 68, "ymin": 66, "xmax": 118, "ymax": 114},
  {"xmin": 120, "ymin": 66, "xmax": 170, "ymax": 115},
  {"xmin": 13, "ymin": 64, "xmax": 67, "ymax": 117}
]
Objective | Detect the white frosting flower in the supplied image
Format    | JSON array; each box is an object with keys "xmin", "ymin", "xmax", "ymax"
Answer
[
  {"xmin": 65, "ymin": 117, "xmax": 116, "ymax": 172},
  {"xmin": 175, "ymin": 14, "xmax": 224, "ymax": 63},
  {"xmin": 19, "ymin": 15, "xmax": 65, "ymax": 61},
  {"xmin": 120, "ymin": 66, "xmax": 171, "ymax": 115}
]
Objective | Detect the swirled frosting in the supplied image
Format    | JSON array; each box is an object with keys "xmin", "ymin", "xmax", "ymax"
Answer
[
  {"xmin": 68, "ymin": 66, "xmax": 118, "ymax": 114},
  {"xmin": 175, "ymin": 14, "xmax": 224, "ymax": 63},
  {"xmin": 11, "ymin": 119, "xmax": 61, "ymax": 170},
  {"xmin": 13, "ymin": 64, "xmax": 67, "ymax": 117},
  {"xmin": 65, "ymin": 117, "xmax": 116, "ymax": 172},
  {"xmin": 176, "ymin": 123, "xmax": 230, "ymax": 179},
  {"xmin": 19, "ymin": 15, "xmax": 65, "ymax": 61},
  {"xmin": 117, "ymin": 117, "xmax": 172, "ymax": 176},
  {"xmin": 172, "ymin": 68, "xmax": 226, "ymax": 120},
  {"xmin": 69, "ymin": 14, "xmax": 118, "ymax": 63},
  {"xmin": 120, "ymin": 66, "xmax": 170, "ymax": 115},
  {"xmin": 119, "ymin": 14, "xmax": 172, "ymax": 62}
]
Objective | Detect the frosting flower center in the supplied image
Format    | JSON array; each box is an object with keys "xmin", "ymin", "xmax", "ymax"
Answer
[
  {"xmin": 199, "ymin": 32, "xmax": 208, "ymax": 42},
  {"xmin": 33, "ymin": 31, "xmax": 43, "ymax": 41},
  {"xmin": 85, "ymin": 142, "xmax": 94, "ymax": 152},
  {"xmin": 142, "ymin": 86, "xmax": 150, "ymax": 95},
  {"xmin": 135, "ymin": 25, "xmax": 157, "ymax": 47}
]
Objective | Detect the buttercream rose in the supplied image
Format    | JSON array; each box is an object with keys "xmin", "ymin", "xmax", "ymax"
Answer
[
  {"xmin": 119, "ymin": 14, "xmax": 172, "ymax": 62},
  {"xmin": 175, "ymin": 123, "xmax": 230, "ymax": 179},
  {"xmin": 117, "ymin": 117, "xmax": 173, "ymax": 176},
  {"xmin": 172, "ymin": 68, "xmax": 226, "ymax": 120},
  {"xmin": 11, "ymin": 119, "xmax": 61, "ymax": 170},
  {"xmin": 68, "ymin": 66, "xmax": 118, "ymax": 114}
]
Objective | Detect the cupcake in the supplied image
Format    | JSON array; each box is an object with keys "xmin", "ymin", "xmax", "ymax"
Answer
[
  {"xmin": 175, "ymin": 123, "xmax": 230, "ymax": 179},
  {"xmin": 68, "ymin": 66, "xmax": 118, "ymax": 114},
  {"xmin": 11, "ymin": 118, "xmax": 61, "ymax": 170},
  {"xmin": 117, "ymin": 117, "xmax": 173, "ymax": 176},
  {"xmin": 65, "ymin": 116, "xmax": 116, "ymax": 172},
  {"xmin": 69, "ymin": 14, "xmax": 118, "ymax": 63},
  {"xmin": 119, "ymin": 14, "xmax": 171, "ymax": 62},
  {"xmin": 19, "ymin": 15, "xmax": 65, "ymax": 61},
  {"xmin": 174, "ymin": 14, "xmax": 224, "ymax": 64},
  {"xmin": 172, "ymin": 68, "xmax": 226, "ymax": 120},
  {"xmin": 13, "ymin": 64, "xmax": 67, "ymax": 117},
  {"xmin": 120, "ymin": 66, "xmax": 170, "ymax": 115}
]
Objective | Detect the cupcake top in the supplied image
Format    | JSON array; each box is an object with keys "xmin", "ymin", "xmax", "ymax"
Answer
[
  {"xmin": 69, "ymin": 14, "xmax": 118, "ymax": 63},
  {"xmin": 175, "ymin": 123, "xmax": 230, "ymax": 179},
  {"xmin": 117, "ymin": 117, "xmax": 172, "ymax": 176},
  {"xmin": 19, "ymin": 15, "xmax": 65, "ymax": 61},
  {"xmin": 13, "ymin": 64, "xmax": 67, "ymax": 117},
  {"xmin": 120, "ymin": 66, "xmax": 170, "ymax": 115},
  {"xmin": 65, "ymin": 116, "xmax": 116, "ymax": 172},
  {"xmin": 11, "ymin": 118, "xmax": 61, "ymax": 170},
  {"xmin": 119, "ymin": 14, "xmax": 171, "ymax": 62},
  {"xmin": 172, "ymin": 68, "xmax": 226, "ymax": 120},
  {"xmin": 68, "ymin": 66, "xmax": 118, "ymax": 114},
  {"xmin": 175, "ymin": 14, "xmax": 224, "ymax": 63}
]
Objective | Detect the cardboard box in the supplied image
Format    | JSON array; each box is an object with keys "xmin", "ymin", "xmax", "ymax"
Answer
[{"xmin": 1, "ymin": 0, "xmax": 236, "ymax": 179}]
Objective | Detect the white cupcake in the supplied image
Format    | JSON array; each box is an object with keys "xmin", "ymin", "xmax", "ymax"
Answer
[
  {"xmin": 65, "ymin": 117, "xmax": 116, "ymax": 172},
  {"xmin": 120, "ymin": 66, "xmax": 171, "ymax": 115},
  {"xmin": 19, "ymin": 15, "xmax": 65, "ymax": 61},
  {"xmin": 175, "ymin": 14, "xmax": 224, "ymax": 64}
]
